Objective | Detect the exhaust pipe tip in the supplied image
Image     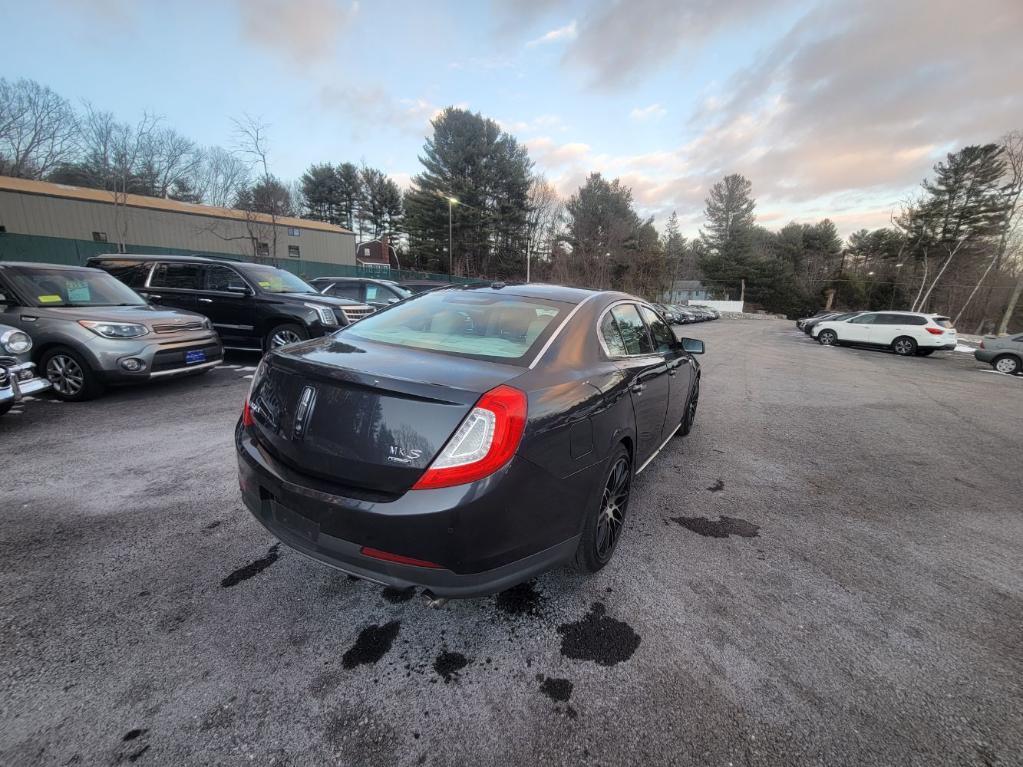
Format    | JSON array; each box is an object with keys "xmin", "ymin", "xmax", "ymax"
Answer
[{"xmin": 423, "ymin": 590, "xmax": 449, "ymax": 609}]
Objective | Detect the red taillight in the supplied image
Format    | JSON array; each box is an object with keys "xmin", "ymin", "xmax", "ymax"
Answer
[
  {"xmin": 360, "ymin": 546, "xmax": 443, "ymax": 569},
  {"xmin": 412, "ymin": 384, "xmax": 528, "ymax": 490},
  {"xmin": 980, "ymin": 340, "xmax": 985, "ymax": 349},
  {"xmin": 925, "ymin": 327, "xmax": 944, "ymax": 335},
  {"xmin": 242, "ymin": 399, "xmax": 254, "ymax": 427}
]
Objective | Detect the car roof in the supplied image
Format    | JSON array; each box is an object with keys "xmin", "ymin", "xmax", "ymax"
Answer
[
  {"xmin": 310, "ymin": 276, "xmax": 396, "ymax": 285},
  {"xmin": 87, "ymin": 253, "xmax": 249, "ymax": 265},
  {"xmin": 0, "ymin": 261, "xmax": 104, "ymax": 271}
]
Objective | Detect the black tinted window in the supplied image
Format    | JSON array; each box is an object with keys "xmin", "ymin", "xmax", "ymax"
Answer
[
  {"xmin": 639, "ymin": 305, "xmax": 675, "ymax": 353},
  {"xmin": 94, "ymin": 259, "xmax": 150, "ymax": 288},
  {"xmin": 610, "ymin": 304, "xmax": 654, "ymax": 355},
  {"xmin": 599, "ymin": 311, "xmax": 628, "ymax": 357},
  {"xmin": 204, "ymin": 265, "xmax": 247, "ymax": 292},
  {"xmin": 151, "ymin": 263, "xmax": 201, "ymax": 290},
  {"xmin": 327, "ymin": 283, "xmax": 362, "ymax": 300}
]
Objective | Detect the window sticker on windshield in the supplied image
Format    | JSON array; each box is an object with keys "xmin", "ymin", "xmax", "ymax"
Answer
[
  {"xmin": 66, "ymin": 281, "xmax": 91, "ymax": 303},
  {"xmin": 258, "ymin": 281, "xmax": 271, "ymax": 288},
  {"xmin": 38, "ymin": 294, "xmax": 62, "ymax": 303}
]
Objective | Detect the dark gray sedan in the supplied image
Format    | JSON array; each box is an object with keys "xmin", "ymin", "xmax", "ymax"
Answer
[{"xmin": 974, "ymin": 334, "xmax": 1023, "ymax": 374}]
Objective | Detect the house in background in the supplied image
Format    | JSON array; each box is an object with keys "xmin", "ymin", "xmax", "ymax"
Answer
[
  {"xmin": 355, "ymin": 236, "xmax": 401, "ymax": 270},
  {"xmin": 663, "ymin": 279, "xmax": 711, "ymax": 304}
]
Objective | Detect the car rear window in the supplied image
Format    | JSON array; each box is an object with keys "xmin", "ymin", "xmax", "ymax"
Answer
[
  {"xmin": 931, "ymin": 317, "xmax": 953, "ymax": 328},
  {"xmin": 344, "ymin": 290, "xmax": 566, "ymax": 364}
]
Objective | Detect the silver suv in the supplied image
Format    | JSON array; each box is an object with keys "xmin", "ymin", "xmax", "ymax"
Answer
[{"xmin": 0, "ymin": 262, "xmax": 223, "ymax": 401}]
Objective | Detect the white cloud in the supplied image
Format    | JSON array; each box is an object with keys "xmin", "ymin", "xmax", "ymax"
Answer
[
  {"xmin": 526, "ymin": 20, "xmax": 578, "ymax": 47},
  {"xmin": 629, "ymin": 104, "xmax": 667, "ymax": 122},
  {"xmin": 321, "ymin": 86, "xmax": 462, "ymax": 138},
  {"xmin": 236, "ymin": 0, "xmax": 359, "ymax": 68}
]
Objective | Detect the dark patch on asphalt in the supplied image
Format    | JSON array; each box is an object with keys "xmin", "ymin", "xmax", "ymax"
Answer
[
  {"xmin": 557, "ymin": 602, "xmax": 641, "ymax": 667},
  {"xmin": 539, "ymin": 676, "xmax": 573, "ymax": 702},
  {"xmin": 220, "ymin": 544, "xmax": 280, "ymax": 587},
  {"xmin": 706, "ymin": 478, "xmax": 725, "ymax": 492},
  {"xmin": 433, "ymin": 651, "xmax": 469, "ymax": 682},
  {"xmin": 204, "ymin": 520, "xmax": 223, "ymax": 531},
  {"xmin": 382, "ymin": 586, "xmax": 416, "ymax": 603},
  {"xmin": 342, "ymin": 621, "xmax": 401, "ymax": 670},
  {"xmin": 122, "ymin": 729, "xmax": 146, "ymax": 742},
  {"xmin": 671, "ymin": 515, "xmax": 760, "ymax": 539},
  {"xmin": 494, "ymin": 580, "xmax": 544, "ymax": 616},
  {"xmin": 126, "ymin": 745, "xmax": 150, "ymax": 762}
]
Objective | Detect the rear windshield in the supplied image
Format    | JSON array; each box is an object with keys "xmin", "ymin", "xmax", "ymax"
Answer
[
  {"xmin": 344, "ymin": 290, "xmax": 566, "ymax": 364},
  {"xmin": 5, "ymin": 266, "xmax": 146, "ymax": 307},
  {"xmin": 932, "ymin": 317, "xmax": 954, "ymax": 328}
]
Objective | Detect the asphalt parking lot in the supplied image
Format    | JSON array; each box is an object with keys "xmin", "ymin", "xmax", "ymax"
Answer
[{"xmin": 2, "ymin": 319, "xmax": 1021, "ymax": 766}]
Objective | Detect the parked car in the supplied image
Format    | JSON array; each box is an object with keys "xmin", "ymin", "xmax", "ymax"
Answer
[
  {"xmin": 803, "ymin": 310, "xmax": 863, "ymax": 335},
  {"xmin": 652, "ymin": 303, "xmax": 681, "ymax": 324},
  {"xmin": 0, "ymin": 262, "xmax": 223, "ymax": 401},
  {"xmin": 87, "ymin": 255, "xmax": 373, "ymax": 352},
  {"xmin": 674, "ymin": 307, "xmax": 698, "ymax": 324},
  {"xmin": 974, "ymin": 333, "xmax": 1023, "ymax": 375},
  {"xmin": 0, "ymin": 324, "xmax": 50, "ymax": 415},
  {"xmin": 236, "ymin": 284, "xmax": 705, "ymax": 598},
  {"xmin": 398, "ymin": 279, "xmax": 459, "ymax": 294},
  {"xmin": 308, "ymin": 277, "xmax": 412, "ymax": 310},
  {"xmin": 813, "ymin": 311, "xmax": 957, "ymax": 356},
  {"xmin": 796, "ymin": 310, "xmax": 834, "ymax": 330}
]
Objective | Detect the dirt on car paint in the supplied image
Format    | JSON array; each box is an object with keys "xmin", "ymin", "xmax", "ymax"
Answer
[
  {"xmin": 557, "ymin": 602, "xmax": 641, "ymax": 667},
  {"xmin": 671, "ymin": 515, "xmax": 760, "ymax": 539}
]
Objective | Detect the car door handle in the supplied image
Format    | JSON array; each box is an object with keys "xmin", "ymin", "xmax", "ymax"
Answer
[
  {"xmin": 144, "ymin": 293, "xmax": 162, "ymax": 300},
  {"xmin": 630, "ymin": 383, "xmax": 645, "ymax": 394},
  {"xmin": 20, "ymin": 315, "xmax": 38, "ymax": 322},
  {"xmin": 198, "ymin": 298, "xmax": 213, "ymax": 303}
]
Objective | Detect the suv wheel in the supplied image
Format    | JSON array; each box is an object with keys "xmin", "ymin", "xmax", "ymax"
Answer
[
  {"xmin": 680, "ymin": 378, "xmax": 699, "ymax": 436},
  {"xmin": 892, "ymin": 336, "xmax": 917, "ymax": 356},
  {"xmin": 818, "ymin": 329, "xmax": 838, "ymax": 346},
  {"xmin": 41, "ymin": 346, "xmax": 105, "ymax": 401},
  {"xmin": 993, "ymin": 354, "xmax": 1021, "ymax": 375},
  {"xmin": 574, "ymin": 444, "xmax": 632, "ymax": 573},
  {"xmin": 265, "ymin": 323, "xmax": 308, "ymax": 351}
]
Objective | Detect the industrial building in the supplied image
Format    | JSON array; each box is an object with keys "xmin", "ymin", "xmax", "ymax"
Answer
[{"xmin": 0, "ymin": 176, "xmax": 356, "ymax": 275}]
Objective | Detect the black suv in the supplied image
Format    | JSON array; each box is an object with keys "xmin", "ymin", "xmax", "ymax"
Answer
[
  {"xmin": 308, "ymin": 276, "xmax": 411, "ymax": 309},
  {"xmin": 87, "ymin": 255, "xmax": 373, "ymax": 351}
]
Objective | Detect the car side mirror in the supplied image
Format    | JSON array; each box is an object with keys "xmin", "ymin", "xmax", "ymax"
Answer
[{"xmin": 680, "ymin": 337, "xmax": 704, "ymax": 354}]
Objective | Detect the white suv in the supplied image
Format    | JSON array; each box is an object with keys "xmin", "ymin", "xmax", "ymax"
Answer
[{"xmin": 812, "ymin": 311, "xmax": 957, "ymax": 356}]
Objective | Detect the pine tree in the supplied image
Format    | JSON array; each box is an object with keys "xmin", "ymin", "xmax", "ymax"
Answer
[{"xmin": 700, "ymin": 173, "xmax": 756, "ymax": 260}]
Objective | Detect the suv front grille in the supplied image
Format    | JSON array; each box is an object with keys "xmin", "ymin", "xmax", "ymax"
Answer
[
  {"xmin": 340, "ymin": 305, "xmax": 374, "ymax": 324},
  {"xmin": 153, "ymin": 321, "xmax": 205, "ymax": 334}
]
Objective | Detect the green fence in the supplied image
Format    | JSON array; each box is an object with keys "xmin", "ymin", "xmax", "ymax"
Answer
[{"xmin": 0, "ymin": 232, "xmax": 480, "ymax": 286}]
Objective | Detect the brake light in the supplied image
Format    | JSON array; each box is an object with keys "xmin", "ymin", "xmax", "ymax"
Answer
[
  {"xmin": 360, "ymin": 546, "xmax": 442, "ymax": 569},
  {"xmin": 242, "ymin": 398, "xmax": 254, "ymax": 427},
  {"xmin": 925, "ymin": 327, "xmax": 944, "ymax": 335},
  {"xmin": 412, "ymin": 385, "xmax": 528, "ymax": 490}
]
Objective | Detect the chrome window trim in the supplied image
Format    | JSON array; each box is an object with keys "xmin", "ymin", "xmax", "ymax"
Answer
[
  {"xmin": 527, "ymin": 292, "xmax": 601, "ymax": 370},
  {"xmin": 595, "ymin": 299, "xmax": 665, "ymax": 361}
]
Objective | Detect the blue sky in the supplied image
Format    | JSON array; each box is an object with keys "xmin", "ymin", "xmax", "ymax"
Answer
[{"xmin": 3, "ymin": 0, "xmax": 1021, "ymax": 237}]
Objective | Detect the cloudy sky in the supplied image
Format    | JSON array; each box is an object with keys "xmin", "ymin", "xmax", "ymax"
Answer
[{"xmin": 3, "ymin": 0, "xmax": 1021, "ymax": 237}]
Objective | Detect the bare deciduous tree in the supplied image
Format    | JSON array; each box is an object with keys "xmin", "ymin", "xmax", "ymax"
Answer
[
  {"xmin": 191, "ymin": 146, "xmax": 250, "ymax": 208},
  {"xmin": 233, "ymin": 114, "xmax": 282, "ymax": 265},
  {"xmin": 0, "ymin": 78, "xmax": 78, "ymax": 178}
]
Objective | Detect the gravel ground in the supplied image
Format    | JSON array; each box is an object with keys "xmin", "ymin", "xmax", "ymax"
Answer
[{"xmin": 1, "ymin": 320, "xmax": 1021, "ymax": 766}]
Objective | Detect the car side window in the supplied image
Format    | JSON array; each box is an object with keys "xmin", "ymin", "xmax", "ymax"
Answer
[
  {"xmin": 204, "ymin": 265, "xmax": 247, "ymax": 292},
  {"xmin": 150, "ymin": 263, "xmax": 202, "ymax": 290},
  {"xmin": 599, "ymin": 311, "xmax": 628, "ymax": 357},
  {"xmin": 639, "ymin": 305, "xmax": 675, "ymax": 353},
  {"xmin": 97, "ymin": 260, "xmax": 150, "ymax": 288},
  {"xmin": 1013, "ymin": 335, "xmax": 1023, "ymax": 343},
  {"xmin": 610, "ymin": 304, "xmax": 654, "ymax": 355},
  {"xmin": 850, "ymin": 313, "xmax": 879, "ymax": 324},
  {"xmin": 327, "ymin": 283, "xmax": 362, "ymax": 300},
  {"xmin": 875, "ymin": 314, "xmax": 901, "ymax": 324}
]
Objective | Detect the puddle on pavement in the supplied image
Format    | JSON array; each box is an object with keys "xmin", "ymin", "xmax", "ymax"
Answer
[
  {"xmin": 220, "ymin": 544, "xmax": 280, "ymax": 587},
  {"xmin": 433, "ymin": 651, "xmax": 469, "ymax": 682},
  {"xmin": 342, "ymin": 621, "xmax": 401, "ymax": 669},
  {"xmin": 671, "ymin": 515, "xmax": 760, "ymax": 539},
  {"xmin": 494, "ymin": 580, "xmax": 544, "ymax": 616},
  {"xmin": 538, "ymin": 675, "xmax": 573, "ymax": 702},
  {"xmin": 557, "ymin": 602, "xmax": 641, "ymax": 666}
]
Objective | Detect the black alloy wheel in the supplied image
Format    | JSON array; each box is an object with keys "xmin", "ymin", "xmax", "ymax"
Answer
[
  {"xmin": 574, "ymin": 445, "xmax": 632, "ymax": 573},
  {"xmin": 680, "ymin": 378, "xmax": 699, "ymax": 436}
]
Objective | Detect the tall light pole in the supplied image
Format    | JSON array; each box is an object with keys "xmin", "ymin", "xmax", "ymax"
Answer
[
  {"xmin": 448, "ymin": 197, "xmax": 457, "ymax": 276},
  {"xmin": 890, "ymin": 262, "xmax": 904, "ymax": 309}
]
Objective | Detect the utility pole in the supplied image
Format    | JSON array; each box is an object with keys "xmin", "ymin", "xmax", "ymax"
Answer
[
  {"xmin": 448, "ymin": 197, "xmax": 457, "ymax": 276},
  {"xmin": 739, "ymin": 279, "xmax": 746, "ymax": 305}
]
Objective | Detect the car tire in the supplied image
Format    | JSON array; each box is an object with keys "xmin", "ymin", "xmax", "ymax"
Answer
[
  {"xmin": 892, "ymin": 336, "xmax": 917, "ymax": 356},
  {"xmin": 573, "ymin": 444, "xmax": 632, "ymax": 574},
  {"xmin": 916, "ymin": 349, "xmax": 935, "ymax": 357},
  {"xmin": 40, "ymin": 346, "xmax": 105, "ymax": 402},
  {"xmin": 264, "ymin": 323, "xmax": 308, "ymax": 351},
  {"xmin": 680, "ymin": 377, "xmax": 699, "ymax": 436},
  {"xmin": 0, "ymin": 400, "xmax": 12, "ymax": 416},
  {"xmin": 993, "ymin": 354, "xmax": 1021, "ymax": 375},
  {"xmin": 818, "ymin": 329, "xmax": 838, "ymax": 346}
]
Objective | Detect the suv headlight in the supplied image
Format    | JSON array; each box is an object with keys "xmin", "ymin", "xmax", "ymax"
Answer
[
  {"xmin": 77, "ymin": 320, "xmax": 150, "ymax": 338},
  {"xmin": 305, "ymin": 303, "xmax": 338, "ymax": 327},
  {"xmin": 1, "ymin": 328, "xmax": 32, "ymax": 354}
]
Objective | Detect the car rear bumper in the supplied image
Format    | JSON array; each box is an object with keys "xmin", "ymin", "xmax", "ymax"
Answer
[
  {"xmin": 235, "ymin": 424, "xmax": 584, "ymax": 598},
  {"xmin": 973, "ymin": 349, "xmax": 997, "ymax": 362}
]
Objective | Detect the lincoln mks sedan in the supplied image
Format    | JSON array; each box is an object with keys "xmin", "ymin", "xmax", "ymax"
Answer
[{"xmin": 236, "ymin": 283, "xmax": 704, "ymax": 598}]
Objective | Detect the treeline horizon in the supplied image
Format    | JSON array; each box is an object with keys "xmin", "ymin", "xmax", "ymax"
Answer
[{"xmin": 1, "ymin": 76, "xmax": 1020, "ymax": 332}]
